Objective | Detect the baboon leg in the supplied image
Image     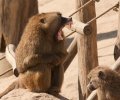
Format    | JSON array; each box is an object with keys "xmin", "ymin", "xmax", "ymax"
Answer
[
  {"xmin": 0, "ymin": 81, "xmax": 18, "ymax": 98},
  {"xmin": 49, "ymin": 65, "xmax": 64, "ymax": 94},
  {"xmin": 19, "ymin": 66, "xmax": 52, "ymax": 93}
]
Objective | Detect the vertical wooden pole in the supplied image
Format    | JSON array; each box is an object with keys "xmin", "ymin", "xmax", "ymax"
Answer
[
  {"xmin": 0, "ymin": 0, "xmax": 38, "ymax": 51},
  {"xmin": 76, "ymin": 0, "xmax": 98, "ymax": 99},
  {"xmin": 114, "ymin": 1, "xmax": 120, "ymax": 61}
]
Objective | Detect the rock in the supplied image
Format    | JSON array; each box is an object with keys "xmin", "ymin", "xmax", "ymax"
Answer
[
  {"xmin": 1, "ymin": 89, "xmax": 59, "ymax": 100},
  {"xmin": 0, "ymin": 76, "xmax": 69, "ymax": 100}
]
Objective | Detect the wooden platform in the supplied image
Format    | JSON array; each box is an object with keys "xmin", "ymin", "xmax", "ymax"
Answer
[{"xmin": 0, "ymin": 53, "xmax": 13, "ymax": 79}]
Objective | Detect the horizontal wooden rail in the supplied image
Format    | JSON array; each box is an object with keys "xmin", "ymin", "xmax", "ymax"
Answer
[{"xmin": 72, "ymin": 19, "xmax": 92, "ymax": 35}]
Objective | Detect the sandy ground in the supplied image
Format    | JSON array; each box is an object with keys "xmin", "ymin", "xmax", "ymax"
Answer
[
  {"xmin": 0, "ymin": 0, "xmax": 119, "ymax": 100},
  {"xmin": 38, "ymin": 0, "xmax": 119, "ymax": 99}
]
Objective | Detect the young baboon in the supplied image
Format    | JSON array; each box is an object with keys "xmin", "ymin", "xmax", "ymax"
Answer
[
  {"xmin": 87, "ymin": 66, "xmax": 120, "ymax": 100},
  {"xmin": 0, "ymin": 12, "xmax": 70, "ymax": 97}
]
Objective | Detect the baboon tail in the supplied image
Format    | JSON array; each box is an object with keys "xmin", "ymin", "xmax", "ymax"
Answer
[{"xmin": 0, "ymin": 80, "xmax": 18, "ymax": 98}]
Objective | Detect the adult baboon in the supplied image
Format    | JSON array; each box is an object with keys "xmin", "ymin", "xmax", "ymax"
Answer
[{"xmin": 0, "ymin": 12, "xmax": 70, "ymax": 97}]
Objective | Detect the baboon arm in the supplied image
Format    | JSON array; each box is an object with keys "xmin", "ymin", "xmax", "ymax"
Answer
[
  {"xmin": 18, "ymin": 53, "xmax": 67, "ymax": 73},
  {"xmin": 52, "ymin": 52, "xmax": 68, "ymax": 65},
  {"xmin": 24, "ymin": 53, "xmax": 67, "ymax": 65}
]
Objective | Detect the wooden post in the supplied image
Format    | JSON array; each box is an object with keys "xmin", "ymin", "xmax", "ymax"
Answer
[
  {"xmin": 114, "ymin": 1, "xmax": 120, "ymax": 60},
  {"xmin": 76, "ymin": 0, "xmax": 98, "ymax": 99},
  {"xmin": 0, "ymin": 0, "xmax": 38, "ymax": 51},
  {"xmin": 63, "ymin": 19, "xmax": 92, "ymax": 72}
]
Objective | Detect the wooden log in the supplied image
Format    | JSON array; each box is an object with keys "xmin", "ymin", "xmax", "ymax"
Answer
[
  {"xmin": 0, "ymin": 0, "xmax": 38, "ymax": 51},
  {"xmin": 5, "ymin": 44, "xmax": 19, "ymax": 77},
  {"xmin": 114, "ymin": 1, "xmax": 120, "ymax": 60},
  {"xmin": 72, "ymin": 19, "xmax": 92, "ymax": 35},
  {"xmin": 63, "ymin": 35, "xmax": 77, "ymax": 72},
  {"xmin": 87, "ymin": 90, "xmax": 97, "ymax": 100},
  {"xmin": 111, "ymin": 56, "xmax": 120, "ymax": 71},
  {"xmin": 76, "ymin": 0, "xmax": 98, "ymax": 99},
  {"xmin": 63, "ymin": 19, "xmax": 92, "ymax": 37},
  {"xmin": 62, "ymin": 27, "xmax": 73, "ymax": 37}
]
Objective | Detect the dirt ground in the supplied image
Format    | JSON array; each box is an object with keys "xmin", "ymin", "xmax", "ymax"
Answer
[
  {"xmin": 38, "ymin": 0, "xmax": 119, "ymax": 99},
  {"xmin": 0, "ymin": 0, "xmax": 119, "ymax": 100}
]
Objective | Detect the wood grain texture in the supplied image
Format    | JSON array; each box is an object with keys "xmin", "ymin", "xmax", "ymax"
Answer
[
  {"xmin": 0, "ymin": 0, "xmax": 38, "ymax": 51},
  {"xmin": 76, "ymin": 0, "xmax": 98, "ymax": 99}
]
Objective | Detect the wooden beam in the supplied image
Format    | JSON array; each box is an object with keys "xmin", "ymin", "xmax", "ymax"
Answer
[
  {"xmin": 63, "ymin": 35, "xmax": 77, "ymax": 72},
  {"xmin": 5, "ymin": 44, "xmax": 19, "ymax": 77},
  {"xmin": 72, "ymin": 19, "xmax": 92, "ymax": 35},
  {"xmin": 63, "ymin": 19, "xmax": 92, "ymax": 38},
  {"xmin": 62, "ymin": 27, "xmax": 73, "ymax": 37},
  {"xmin": 76, "ymin": 0, "xmax": 98, "ymax": 99},
  {"xmin": 111, "ymin": 56, "xmax": 120, "ymax": 71},
  {"xmin": 87, "ymin": 90, "xmax": 97, "ymax": 100}
]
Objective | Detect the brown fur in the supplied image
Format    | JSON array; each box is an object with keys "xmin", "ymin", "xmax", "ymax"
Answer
[
  {"xmin": 87, "ymin": 66, "xmax": 120, "ymax": 100},
  {"xmin": 0, "ymin": 12, "xmax": 68, "ymax": 97}
]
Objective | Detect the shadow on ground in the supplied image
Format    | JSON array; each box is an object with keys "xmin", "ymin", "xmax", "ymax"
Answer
[
  {"xmin": 65, "ymin": 30, "xmax": 117, "ymax": 52},
  {"xmin": 97, "ymin": 30, "xmax": 117, "ymax": 41},
  {"xmin": 55, "ymin": 94, "xmax": 70, "ymax": 100},
  {"xmin": 65, "ymin": 38, "xmax": 73, "ymax": 48}
]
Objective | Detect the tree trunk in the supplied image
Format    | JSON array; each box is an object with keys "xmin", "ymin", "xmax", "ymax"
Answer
[
  {"xmin": 114, "ymin": 1, "xmax": 120, "ymax": 60},
  {"xmin": 0, "ymin": 0, "xmax": 38, "ymax": 51},
  {"xmin": 76, "ymin": 0, "xmax": 98, "ymax": 99}
]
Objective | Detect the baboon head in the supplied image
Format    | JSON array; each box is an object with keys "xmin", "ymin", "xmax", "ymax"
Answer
[
  {"xmin": 25, "ymin": 12, "xmax": 71, "ymax": 41},
  {"xmin": 87, "ymin": 66, "xmax": 117, "ymax": 91}
]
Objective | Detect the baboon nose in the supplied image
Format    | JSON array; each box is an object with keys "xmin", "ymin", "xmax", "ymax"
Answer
[{"xmin": 61, "ymin": 17, "xmax": 72, "ymax": 24}]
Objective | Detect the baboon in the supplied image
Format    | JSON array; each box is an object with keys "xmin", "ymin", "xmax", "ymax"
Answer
[
  {"xmin": 87, "ymin": 66, "xmax": 120, "ymax": 100},
  {"xmin": 0, "ymin": 12, "xmax": 70, "ymax": 97}
]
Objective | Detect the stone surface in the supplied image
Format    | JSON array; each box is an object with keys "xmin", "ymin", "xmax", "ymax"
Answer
[{"xmin": 0, "ymin": 76, "xmax": 69, "ymax": 100}]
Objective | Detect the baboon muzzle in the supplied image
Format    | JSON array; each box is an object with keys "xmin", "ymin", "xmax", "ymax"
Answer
[{"xmin": 61, "ymin": 17, "xmax": 72, "ymax": 25}]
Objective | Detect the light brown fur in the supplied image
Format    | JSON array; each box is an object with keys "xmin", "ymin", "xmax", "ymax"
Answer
[
  {"xmin": 87, "ymin": 66, "xmax": 120, "ymax": 100},
  {"xmin": 0, "ymin": 12, "xmax": 68, "ymax": 97}
]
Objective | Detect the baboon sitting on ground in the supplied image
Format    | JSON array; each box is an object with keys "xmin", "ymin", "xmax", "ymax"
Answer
[{"xmin": 0, "ymin": 12, "xmax": 71, "ymax": 97}]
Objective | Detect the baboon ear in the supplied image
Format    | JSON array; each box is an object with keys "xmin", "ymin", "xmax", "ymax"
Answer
[{"xmin": 98, "ymin": 71, "xmax": 106, "ymax": 80}]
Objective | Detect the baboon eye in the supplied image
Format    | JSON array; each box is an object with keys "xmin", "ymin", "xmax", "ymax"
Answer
[{"xmin": 40, "ymin": 18, "xmax": 46, "ymax": 24}]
